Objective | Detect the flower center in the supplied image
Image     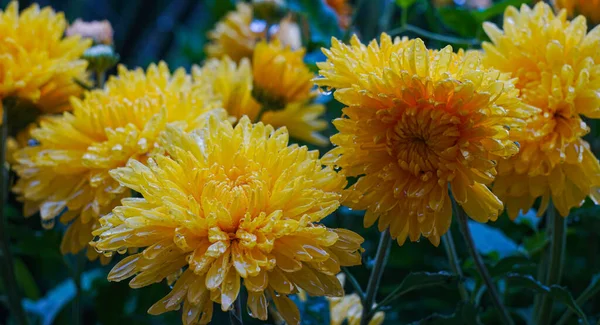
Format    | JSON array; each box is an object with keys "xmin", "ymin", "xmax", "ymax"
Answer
[{"xmin": 388, "ymin": 108, "xmax": 461, "ymax": 178}]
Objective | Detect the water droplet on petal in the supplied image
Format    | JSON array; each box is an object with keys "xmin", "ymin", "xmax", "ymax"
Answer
[{"xmin": 41, "ymin": 218, "xmax": 55, "ymax": 230}]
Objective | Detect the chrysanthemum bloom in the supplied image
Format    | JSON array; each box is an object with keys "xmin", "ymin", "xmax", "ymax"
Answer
[
  {"xmin": 91, "ymin": 117, "xmax": 364, "ymax": 325},
  {"xmin": 12, "ymin": 62, "xmax": 226, "ymax": 262},
  {"xmin": 316, "ymin": 34, "xmax": 532, "ymax": 246},
  {"xmin": 252, "ymin": 40, "xmax": 315, "ymax": 109},
  {"xmin": 327, "ymin": 274, "xmax": 385, "ymax": 325},
  {"xmin": 193, "ymin": 56, "xmax": 328, "ymax": 146},
  {"xmin": 552, "ymin": 0, "xmax": 600, "ymax": 25},
  {"xmin": 205, "ymin": 3, "xmax": 265, "ymax": 62},
  {"xmin": 325, "ymin": 0, "xmax": 351, "ymax": 29},
  {"xmin": 482, "ymin": 2, "xmax": 600, "ymax": 217},
  {"xmin": 0, "ymin": 2, "xmax": 91, "ymax": 122}
]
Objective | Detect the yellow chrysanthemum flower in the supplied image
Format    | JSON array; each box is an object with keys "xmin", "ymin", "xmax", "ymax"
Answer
[
  {"xmin": 205, "ymin": 3, "xmax": 264, "ymax": 62},
  {"xmin": 553, "ymin": 0, "xmax": 600, "ymax": 25},
  {"xmin": 483, "ymin": 2, "xmax": 600, "ymax": 218},
  {"xmin": 12, "ymin": 62, "xmax": 226, "ymax": 262},
  {"xmin": 316, "ymin": 34, "xmax": 532, "ymax": 246},
  {"xmin": 252, "ymin": 40, "xmax": 315, "ymax": 109},
  {"xmin": 0, "ymin": 2, "xmax": 91, "ymax": 121},
  {"xmin": 91, "ymin": 117, "xmax": 364, "ymax": 325},
  {"xmin": 327, "ymin": 274, "xmax": 385, "ymax": 325},
  {"xmin": 193, "ymin": 56, "xmax": 328, "ymax": 146}
]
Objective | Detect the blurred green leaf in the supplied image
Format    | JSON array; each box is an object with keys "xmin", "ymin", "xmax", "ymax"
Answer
[
  {"xmin": 376, "ymin": 272, "xmax": 457, "ymax": 311},
  {"xmin": 490, "ymin": 256, "xmax": 534, "ymax": 278},
  {"xmin": 408, "ymin": 302, "xmax": 480, "ymax": 325},
  {"xmin": 471, "ymin": 0, "xmax": 531, "ymax": 23},
  {"xmin": 396, "ymin": 0, "xmax": 417, "ymax": 9},
  {"xmin": 506, "ymin": 273, "xmax": 589, "ymax": 325},
  {"xmin": 437, "ymin": 8, "xmax": 479, "ymax": 38},
  {"xmin": 288, "ymin": 0, "xmax": 342, "ymax": 48},
  {"xmin": 14, "ymin": 259, "xmax": 40, "ymax": 300},
  {"xmin": 523, "ymin": 231, "xmax": 549, "ymax": 255}
]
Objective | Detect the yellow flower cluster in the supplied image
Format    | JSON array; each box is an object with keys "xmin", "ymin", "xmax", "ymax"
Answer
[
  {"xmin": 92, "ymin": 117, "xmax": 363, "ymax": 325},
  {"xmin": 483, "ymin": 2, "xmax": 600, "ymax": 217},
  {"xmin": 0, "ymin": 2, "xmax": 91, "ymax": 121},
  {"xmin": 13, "ymin": 62, "xmax": 226, "ymax": 262},
  {"xmin": 316, "ymin": 33, "xmax": 533, "ymax": 246},
  {"xmin": 194, "ymin": 48, "xmax": 327, "ymax": 146},
  {"xmin": 206, "ymin": 1, "xmax": 351, "ymax": 62}
]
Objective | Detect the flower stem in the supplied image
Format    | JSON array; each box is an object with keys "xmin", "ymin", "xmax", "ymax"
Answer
[
  {"xmin": 536, "ymin": 203, "xmax": 566, "ymax": 325},
  {"xmin": 442, "ymin": 230, "xmax": 469, "ymax": 301},
  {"xmin": 454, "ymin": 202, "xmax": 514, "ymax": 325},
  {"xmin": 0, "ymin": 100, "xmax": 29, "ymax": 325},
  {"xmin": 360, "ymin": 229, "xmax": 392, "ymax": 325},
  {"xmin": 388, "ymin": 24, "xmax": 480, "ymax": 46},
  {"xmin": 96, "ymin": 70, "xmax": 106, "ymax": 88},
  {"xmin": 229, "ymin": 297, "xmax": 243, "ymax": 325},
  {"xmin": 342, "ymin": 267, "xmax": 365, "ymax": 301},
  {"xmin": 72, "ymin": 252, "xmax": 86, "ymax": 325}
]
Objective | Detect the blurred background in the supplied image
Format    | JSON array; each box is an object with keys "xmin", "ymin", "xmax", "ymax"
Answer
[{"xmin": 1, "ymin": 0, "xmax": 599, "ymax": 324}]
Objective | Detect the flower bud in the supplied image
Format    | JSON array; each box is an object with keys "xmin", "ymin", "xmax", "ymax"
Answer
[
  {"xmin": 66, "ymin": 19, "xmax": 114, "ymax": 45},
  {"xmin": 82, "ymin": 45, "xmax": 119, "ymax": 73}
]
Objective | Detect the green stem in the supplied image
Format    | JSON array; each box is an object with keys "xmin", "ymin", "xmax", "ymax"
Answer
[
  {"xmin": 342, "ymin": 267, "xmax": 365, "ymax": 301},
  {"xmin": 400, "ymin": 6, "xmax": 408, "ymax": 28},
  {"xmin": 532, "ymin": 209, "xmax": 552, "ymax": 323},
  {"xmin": 360, "ymin": 230, "xmax": 392, "ymax": 325},
  {"xmin": 72, "ymin": 252, "xmax": 86, "ymax": 325},
  {"xmin": 454, "ymin": 202, "xmax": 514, "ymax": 325},
  {"xmin": 0, "ymin": 100, "xmax": 29, "ymax": 325},
  {"xmin": 536, "ymin": 203, "xmax": 567, "ymax": 325},
  {"xmin": 387, "ymin": 24, "xmax": 480, "ymax": 46},
  {"xmin": 442, "ymin": 230, "xmax": 469, "ymax": 301},
  {"xmin": 229, "ymin": 297, "xmax": 243, "ymax": 325},
  {"xmin": 96, "ymin": 70, "xmax": 106, "ymax": 88}
]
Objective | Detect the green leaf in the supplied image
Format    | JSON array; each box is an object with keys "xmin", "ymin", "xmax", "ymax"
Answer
[
  {"xmin": 376, "ymin": 271, "xmax": 457, "ymax": 311},
  {"xmin": 14, "ymin": 259, "xmax": 40, "ymax": 300},
  {"xmin": 506, "ymin": 273, "xmax": 589, "ymax": 325},
  {"xmin": 471, "ymin": 0, "xmax": 531, "ymax": 23},
  {"xmin": 523, "ymin": 231, "xmax": 549, "ymax": 255},
  {"xmin": 288, "ymin": 0, "xmax": 342, "ymax": 47},
  {"xmin": 490, "ymin": 256, "xmax": 535, "ymax": 278},
  {"xmin": 437, "ymin": 7, "xmax": 479, "ymax": 38},
  {"xmin": 408, "ymin": 302, "xmax": 480, "ymax": 325},
  {"xmin": 395, "ymin": 0, "xmax": 417, "ymax": 9}
]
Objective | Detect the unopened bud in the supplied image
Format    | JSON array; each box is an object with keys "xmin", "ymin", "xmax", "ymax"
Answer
[
  {"xmin": 82, "ymin": 45, "xmax": 119, "ymax": 73},
  {"xmin": 274, "ymin": 17, "xmax": 302, "ymax": 50},
  {"xmin": 66, "ymin": 19, "xmax": 114, "ymax": 45}
]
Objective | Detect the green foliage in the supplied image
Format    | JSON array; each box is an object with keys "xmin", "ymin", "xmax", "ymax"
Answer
[{"xmin": 507, "ymin": 273, "xmax": 589, "ymax": 325}]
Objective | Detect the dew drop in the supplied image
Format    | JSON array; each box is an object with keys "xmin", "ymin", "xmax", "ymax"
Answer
[
  {"xmin": 250, "ymin": 20, "xmax": 267, "ymax": 33},
  {"xmin": 117, "ymin": 247, "xmax": 127, "ymax": 254},
  {"xmin": 318, "ymin": 86, "xmax": 333, "ymax": 96},
  {"xmin": 104, "ymin": 251, "xmax": 113, "ymax": 258},
  {"xmin": 41, "ymin": 218, "xmax": 55, "ymax": 230},
  {"xmin": 27, "ymin": 139, "xmax": 40, "ymax": 147}
]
